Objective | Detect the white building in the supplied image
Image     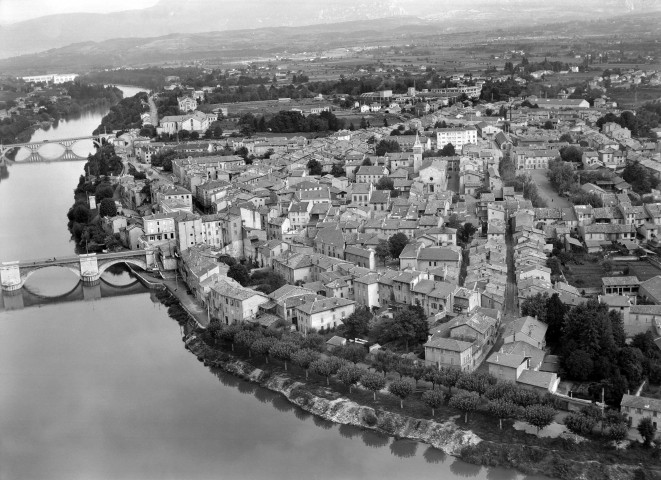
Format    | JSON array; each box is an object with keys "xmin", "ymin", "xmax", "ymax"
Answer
[{"xmin": 436, "ymin": 127, "xmax": 478, "ymax": 151}]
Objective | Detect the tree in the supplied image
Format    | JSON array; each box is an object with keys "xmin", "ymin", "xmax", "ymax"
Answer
[
  {"xmin": 449, "ymin": 391, "xmax": 480, "ymax": 423},
  {"xmin": 219, "ymin": 323, "xmax": 243, "ymax": 351},
  {"xmin": 337, "ymin": 364, "xmax": 364, "ymax": 393},
  {"xmin": 424, "ymin": 367, "xmax": 444, "ymax": 390},
  {"xmin": 389, "ymin": 379, "xmax": 415, "ymax": 409},
  {"xmin": 235, "ymin": 330, "xmax": 260, "ymax": 356},
  {"xmin": 559, "ymin": 145, "xmax": 583, "ymax": 163},
  {"xmin": 545, "ymin": 293, "xmax": 568, "ymax": 346},
  {"xmin": 441, "ymin": 368, "xmax": 462, "ymax": 395},
  {"xmin": 388, "ymin": 233, "xmax": 408, "ymax": 259},
  {"xmin": 422, "ymin": 389, "xmax": 444, "ymax": 416},
  {"xmin": 378, "ymin": 307, "xmax": 429, "ymax": 351},
  {"xmin": 446, "ymin": 214, "xmax": 462, "ymax": 230},
  {"xmin": 543, "ymin": 120, "xmax": 555, "ymax": 130},
  {"xmin": 361, "ymin": 157, "xmax": 372, "ymax": 166},
  {"xmin": 609, "ymin": 422, "xmax": 628, "ymax": 442},
  {"xmin": 547, "ymin": 257, "xmax": 562, "ymax": 277},
  {"xmin": 548, "ymin": 158, "xmax": 576, "ymax": 193},
  {"xmin": 270, "ymin": 341, "xmax": 298, "ymax": 370},
  {"xmin": 372, "ymin": 350, "xmax": 398, "ymax": 377},
  {"xmin": 251, "ymin": 336, "xmax": 277, "ymax": 363},
  {"xmin": 456, "ymin": 372, "xmax": 495, "ymax": 397},
  {"xmin": 330, "ymin": 163, "xmax": 345, "ymax": 177},
  {"xmin": 307, "ymin": 158, "xmax": 322, "ymax": 176},
  {"xmin": 98, "ymin": 198, "xmax": 117, "ymax": 217},
  {"xmin": 520, "ymin": 292, "xmax": 549, "ymax": 324},
  {"xmin": 361, "ymin": 371, "xmax": 387, "ymax": 401},
  {"xmin": 95, "ymin": 184, "xmax": 115, "ymax": 203},
  {"xmin": 336, "ymin": 343, "xmax": 367, "ymax": 365},
  {"xmin": 523, "ymin": 404, "xmax": 557, "ymax": 434},
  {"xmin": 565, "ymin": 412, "xmax": 597, "ymax": 436},
  {"xmin": 228, "ymin": 263, "xmax": 250, "ymax": 286},
  {"xmin": 342, "ymin": 307, "xmax": 372, "ymax": 340},
  {"xmin": 439, "ymin": 143, "xmax": 456, "ymax": 156},
  {"xmin": 375, "ymin": 239, "xmax": 390, "ymax": 266},
  {"xmin": 376, "ymin": 176, "xmax": 395, "ymax": 192},
  {"xmin": 311, "ymin": 358, "xmax": 341, "ymax": 385},
  {"xmin": 458, "ymin": 223, "xmax": 477, "ymax": 245},
  {"xmin": 375, "ymin": 139, "xmax": 401, "ymax": 156},
  {"xmin": 638, "ymin": 417, "xmax": 657, "ymax": 446},
  {"xmin": 559, "ymin": 133, "xmax": 573, "ymax": 143},
  {"xmin": 291, "ymin": 348, "xmax": 319, "ymax": 379},
  {"xmin": 484, "ymin": 382, "xmax": 517, "ymax": 401},
  {"xmin": 487, "ymin": 399, "xmax": 518, "ymax": 429}
]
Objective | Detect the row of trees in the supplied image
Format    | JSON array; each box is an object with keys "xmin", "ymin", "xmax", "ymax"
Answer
[
  {"xmin": 237, "ymin": 110, "xmax": 346, "ymax": 136},
  {"xmin": 203, "ymin": 320, "xmax": 561, "ymax": 433},
  {"xmin": 94, "ymin": 92, "xmax": 149, "ymax": 134},
  {"xmin": 547, "ymin": 158, "xmax": 604, "ymax": 207}
]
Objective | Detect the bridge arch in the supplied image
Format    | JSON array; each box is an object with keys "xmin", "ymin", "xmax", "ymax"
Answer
[
  {"xmin": 20, "ymin": 264, "xmax": 82, "ymax": 288},
  {"xmin": 98, "ymin": 258, "xmax": 148, "ymax": 275}
]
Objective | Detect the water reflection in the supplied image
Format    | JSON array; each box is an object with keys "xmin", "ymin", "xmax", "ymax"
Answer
[
  {"xmin": 312, "ymin": 415, "xmax": 335, "ymax": 430},
  {"xmin": 338, "ymin": 423, "xmax": 362, "ymax": 439},
  {"xmin": 423, "ymin": 445, "xmax": 447, "ymax": 464},
  {"xmin": 389, "ymin": 438, "xmax": 418, "ymax": 458},
  {"xmin": 486, "ymin": 466, "xmax": 518, "ymax": 480},
  {"xmin": 450, "ymin": 458, "xmax": 483, "ymax": 477},
  {"xmin": 293, "ymin": 407, "xmax": 311, "ymax": 422},
  {"xmin": 22, "ymin": 266, "xmax": 80, "ymax": 297},
  {"xmin": 361, "ymin": 430, "xmax": 391, "ymax": 448},
  {"xmin": 271, "ymin": 394, "xmax": 294, "ymax": 413}
]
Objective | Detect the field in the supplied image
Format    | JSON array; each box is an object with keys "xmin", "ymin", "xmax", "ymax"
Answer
[{"xmin": 563, "ymin": 256, "xmax": 661, "ymax": 291}]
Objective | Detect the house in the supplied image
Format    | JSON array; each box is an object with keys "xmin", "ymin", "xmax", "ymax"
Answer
[
  {"xmin": 621, "ymin": 394, "xmax": 661, "ymax": 430},
  {"xmin": 210, "ymin": 280, "xmax": 269, "ymax": 325},
  {"xmin": 486, "ymin": 353, "xmax": 528, "ymax": 383},
  {"xmin": 602, "ymin": 276, "xmax": 640, "ymax": 297},
  {"xmin": 295, "ymin": 297, "xmax": 355, "ymax": 333},
  {"xmin": 424, "ymin": 337, "xmax": 474, "ymax": 372},
  {"xmin": 626, "ymin": 304, "xmax": 661, "ymax": 337},
  {"xmin": 416, "ymin": 247, "xmax": 462, "ymax": 272},
  {"xmin": 356, "ymin": 165, "xmax": 389, "ymax": 184},
  {"xmin": 503, "ymin": 316, "xmax": 548, "ymax": 349},
  {"xmin": 354, "ymin": 273, "xmax": 381, "ymax": 309},
  {"xmin": 639, "ymin": 276, "xmax": 661, "ymax": 304},
  {"xmin": 178, "ymin": 96, "xmax": 198, "ymax": 112},
  {"xmin": 344, "ymin": 245, "xmax": 376, "ymax": 270}
]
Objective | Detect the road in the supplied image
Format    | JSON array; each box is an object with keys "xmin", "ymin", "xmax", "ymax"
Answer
[{"xmin": 527, "ymin": 169, "xmax": 572, "ymax": 208}]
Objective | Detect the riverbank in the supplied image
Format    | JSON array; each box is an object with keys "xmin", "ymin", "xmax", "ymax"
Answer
[{"xmin": 154, "ymin": 289, "xmax": 657, "ymax": 480}]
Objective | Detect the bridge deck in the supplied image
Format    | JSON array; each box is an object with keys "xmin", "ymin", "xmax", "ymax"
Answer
[{"xmin": 12, "ymin": 250, "xmax": 148, "ymax": 268}]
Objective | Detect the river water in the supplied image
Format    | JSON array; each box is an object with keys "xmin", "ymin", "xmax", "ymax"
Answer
[{"xmin": 0, "ymin": 86, "xmax": 541, "ymax": 480}]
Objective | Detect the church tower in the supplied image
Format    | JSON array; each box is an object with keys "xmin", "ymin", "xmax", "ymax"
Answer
[{"xmin": 412, "ymin": 131, "xmax": 423, "ymax": 174}]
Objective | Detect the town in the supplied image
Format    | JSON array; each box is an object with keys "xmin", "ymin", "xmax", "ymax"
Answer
[
  {"xmin": 7, "ymin": 55, "xmax": 649, "ymax": 452},
  {"xmin": 2, "ymin": 13, "xmax": 661, "ymax": 478}
]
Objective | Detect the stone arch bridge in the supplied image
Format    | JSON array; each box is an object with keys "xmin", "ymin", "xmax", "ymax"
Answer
[
  {"xmin": 0, "ymin": 250, "xmax": 157, "ymax": 291},
  {"xmin": 0, "ymin": 133, "xmax": 115, "ymax": 162}
]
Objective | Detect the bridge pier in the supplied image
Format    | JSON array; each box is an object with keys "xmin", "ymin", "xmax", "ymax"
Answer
[
  {"xmin": 1, "ymin": 261, "xmax": 23, "ymax": 291},
  {"xmin": 79, "ymin": 253, "xmax": 101, "ymax": 285}
]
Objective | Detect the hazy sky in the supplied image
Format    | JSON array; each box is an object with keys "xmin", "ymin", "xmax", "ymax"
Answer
[{"xmin": 0, "ymin": 0, "xmax": 159, "ymax": 24}]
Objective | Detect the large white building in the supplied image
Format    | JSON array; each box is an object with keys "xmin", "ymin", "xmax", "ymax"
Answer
[
  {"xmin": 22, "ymin": 73, "xmax": 78, "ymax": 84},
  {"xmin": 436, "ymin": 127, "xmax": 478, "ymax": 151}
]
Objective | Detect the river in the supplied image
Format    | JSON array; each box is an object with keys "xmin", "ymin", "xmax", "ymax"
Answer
[{"xmin": 0, "ymin": 86, "xmax": 540, "ymax": 480}]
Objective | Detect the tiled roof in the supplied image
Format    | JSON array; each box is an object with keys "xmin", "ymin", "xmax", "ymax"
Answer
[
  {"xmin": 621, "ymin": 394, "xmax": 661, "ymax": 412},
  {"xmin": 424, "ymin": 336, "xmax": 473, "ymax": 352}
]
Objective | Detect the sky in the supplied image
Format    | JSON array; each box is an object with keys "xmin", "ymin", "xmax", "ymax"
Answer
[{"xmin": 0, "ymin": 0, "xmax": 160, "ymax": 24}]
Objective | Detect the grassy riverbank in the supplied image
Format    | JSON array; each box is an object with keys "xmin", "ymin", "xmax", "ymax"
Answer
[{"xmin": 155, "ymin": 289, "xmax": 660, "ymax": 480}]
